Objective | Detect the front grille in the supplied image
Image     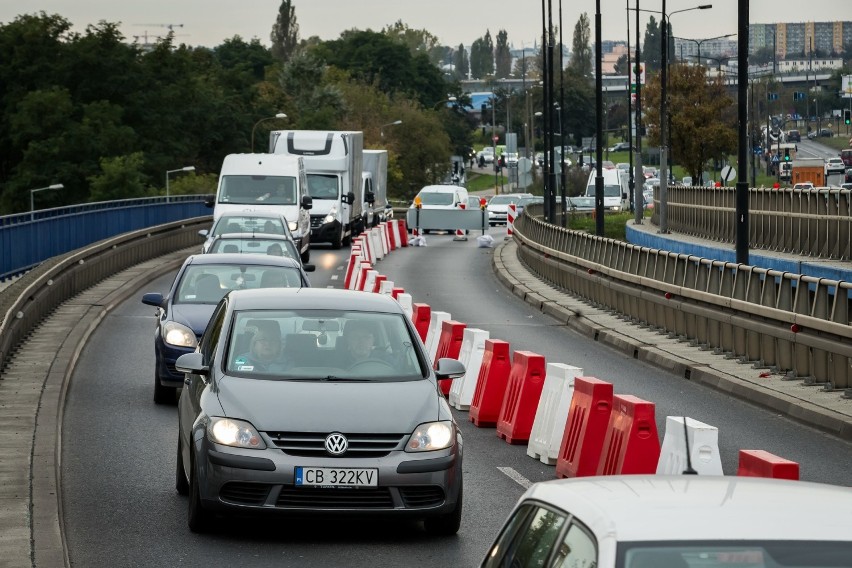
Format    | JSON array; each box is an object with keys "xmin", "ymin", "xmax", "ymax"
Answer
[
  {"xmin": 309, "ymin": 215, "xmax": 325, "ymax": 228},
  {"xmin": 399, "ymin": 486, "xmax": 445, "ymax": 508},
  {"xmin": 277, "ymin": 487, "xmax": 393, "ymax": 509},
  {"xmin": 266, "ymin": 432, "xmax": 406, "ymax": 458},
  {"xmin": 220, "ymin": 482, "xmax": 271, "ymax": 505}
]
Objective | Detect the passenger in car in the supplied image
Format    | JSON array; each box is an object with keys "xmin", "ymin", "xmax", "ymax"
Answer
[{"xmin": 233, "ymin": 320, "xmax": 286, "ymax": 372}]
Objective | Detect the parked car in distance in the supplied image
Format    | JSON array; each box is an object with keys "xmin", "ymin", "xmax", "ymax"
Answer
[
  {"xmin": 566, "ymin": 196, "xmax": 595, "ymax": 212},
  {"xmin": 680, "ymin": 176, "xmax": 693, "ymax": 186},
  {"xmin": 175, "ymin": 289, "xmax": 466, "ymax": 534},
  {"xmin": 786, "ymin": 129, "xmax": 801, "ymax": 142},
  {"xmin": 819, "ymin": 128, "xmax": 833, "ymax": 137},
  {"xmin": 481, "ymin": 476, "xmax": 852, "ymax": 568},
  {"xmin": 141, "ymin": 254, "xmax": 310, "ymax": 404},
  {"xmin": 476, "ymin": 147, "xmax": 495, "ymax": 164},
  {"xmin": 487, "ymin": 193, "xmax": 533, "ymax": 225},
  {"xmin": 825, "ymin": 157, "xmax": 846, "ymax": 175},
  {"xmin": 608, "ymin": 141, "xmax": 632, "ymax": 152}
]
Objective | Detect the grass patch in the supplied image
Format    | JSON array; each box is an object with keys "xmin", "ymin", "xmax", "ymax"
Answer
[
  {"xmin": 565, "ymin": 211, "xmax": 636, "ymax": 240},
  {"xmin": 817, "ymin": 136, "xmax": 851, "ymax": 152},
  {"xmin": 466, "ymin": 172, "xmax": 508, "ymax": 193}
]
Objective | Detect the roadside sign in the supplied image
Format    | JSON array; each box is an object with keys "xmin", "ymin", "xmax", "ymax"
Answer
[{"xmin": 772, "ymin": 155, "xmax": 780, "ymax": 163}]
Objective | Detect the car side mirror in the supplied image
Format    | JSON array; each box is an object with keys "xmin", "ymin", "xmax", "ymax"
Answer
[
  {"xmin": 302, "ymin": 264, "xmax": 316, "ymax": 272},
  {"xmin": 204, "ymin": 197, "xmax": 214, "ymax": 208},
  {"xmin": 365, "ymin": 190, "xmax": 375, "ymax": 204},
  {"xmin": 175, "ymin": 352, "xmax": 209, "ymax": 377},
  {"xmin": 198, "ymin": 229, "xmax": 209, "ymax": 239},
  {"xmin": 435, "ymin": 358, "xmax": 465, "ymax": 380},
  {"xmin": 346, "ymin": 192, "xmax": 355, "ymax": 205},
  {"xmin": 301, "ymin": 195, "xmax": 313, "ymax": 210},
  {"xmin": 141, "ymin": 292, "xmax": 166, "ymax": 309}
]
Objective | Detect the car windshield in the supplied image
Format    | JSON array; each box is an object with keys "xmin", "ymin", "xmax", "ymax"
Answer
[
  {"xmin": 419, "ymin": 192, "xmax": 455, "ymax": 206},
  {"xmin": 212, "ymin": 216, "xmax": 289, "ymax": 238},
  {"xmin": 587, "ymin": 184, "xmax": 623, "ymax": 198},
  {"xmin": 175, "ymin": 265, "xmax": 302, "ymax": 304},
  {"xmin": 620, "ymin": 541, "xmax": 852, "ymax": 568},
  {"xmin": 305, "ymin": 173, "xmax": 339, "ymax": 199},
  {"xmin": 226, "ymin": 309, "xmax": 426, "ymax": 380},
  {"xmin": 210, "ymin": 237, "xmax": 299, "ymax": 259},
  {"xmin": 218, "ymin": 175, "xmax": 297, "ymax": 205},
  {"xmin": 490, "ymin": 195, "xmax": 521, "ymax": 205}
]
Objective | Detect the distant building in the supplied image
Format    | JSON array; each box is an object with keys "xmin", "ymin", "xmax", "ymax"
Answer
[
  {"xmin": 776, "ymin": 58, "xmax": 843, "ymax": 73},
  {"xmin": 750, "ymin": 21, "xmax": 852, "ymax": 58}
]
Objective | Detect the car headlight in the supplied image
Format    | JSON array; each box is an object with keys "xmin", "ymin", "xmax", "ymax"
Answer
[
  {"xmin": 488, "ymin": 211, "xmax": 495, "ymax": 217},
  {"xmin": 406, "ymin": 421, "xmax": 454, "ymax": 452},
  {"xmin": 162, "ymin": 321, "xmax": 197, "ymax": 348},
  {"xmin": 324, "ymin": 206, "xmax": 339, "ymax": 224},
  {"xmin": 207, "ymin": 417, "xmax": 266, "ymax": 449},
  {"xmin": 288, "ymin": 221, "xmax": 298, "ymax": 231}
]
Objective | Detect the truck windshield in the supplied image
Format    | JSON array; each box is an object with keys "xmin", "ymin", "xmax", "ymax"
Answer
[
  {"xmin": 586, "ymin": 185, "xmax": 623, "ymax": 198},
  {"xmin": 306, "ymin": 174, "xmax": 340, "ymax": 199},
  {"xmin": 219, "ymin": 176, "xmax": 297, "ymax": 205}
]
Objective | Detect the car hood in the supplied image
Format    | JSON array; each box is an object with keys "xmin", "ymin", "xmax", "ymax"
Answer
[
  {"xmin": 169, "ymin": 304, "xmax": 217, "ymax": 336},
  {"xmin": 216, "ymin": 377, "xmax": 441, "ymax": 433}
]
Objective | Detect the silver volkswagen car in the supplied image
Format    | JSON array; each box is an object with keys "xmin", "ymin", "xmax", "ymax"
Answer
[{"xmin": 175, "ymin": 288, "xmax": 465, "ymax": 535}]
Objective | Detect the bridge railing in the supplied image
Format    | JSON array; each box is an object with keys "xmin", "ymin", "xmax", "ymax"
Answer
[{"xmin": 515, "ymin": 203, "xmax": 852, "ymax": 393}]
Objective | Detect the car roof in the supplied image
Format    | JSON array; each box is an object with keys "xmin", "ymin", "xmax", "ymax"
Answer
[
  {"xmin": 419, "ymin": 185, "xmax": 467, "ymax": 192},
  {"xmin": 214, "ymin": 233, "xmax": 294, "ymax": 241},
  {"xmin": 215, "ymin": 211, "xmax": 287, "ymax": 220},
  {"xmin": 227, "ymin": 288, "xmax": 405, "ymax": 312},
  {"xmin": 520, "ymin": 475, "xmax": 852, "ymax": 542},
  {"xmin": 184, "ymin": 253, "xmax": 303, "ymax": 269}
]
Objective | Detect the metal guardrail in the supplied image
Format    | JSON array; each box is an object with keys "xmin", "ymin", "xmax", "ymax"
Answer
[
  {"xmin": 0, "ymin": 217, "xmax": 211, "ymax": 371},
  {"xmin": 515, "ymin": 203, "xmax": 852, "ymax": 393},
  {"xmin": 650, "ymin": 186, "xmax": 852, "ymax": 261}
]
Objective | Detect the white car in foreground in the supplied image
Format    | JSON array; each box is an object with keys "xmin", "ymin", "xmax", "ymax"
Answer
[
  {"xmin": 825, "ymin": 157, "xmax": 845, "ymax": 175},
  {"xmin": 481, "ymin": 475, "xmax": 852, "ymax": 568}
]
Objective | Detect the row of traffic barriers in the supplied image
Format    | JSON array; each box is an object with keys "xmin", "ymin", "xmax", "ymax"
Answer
[{"xmin": 345, "ymin": 234, "xmax": 802, "ymax": 481}]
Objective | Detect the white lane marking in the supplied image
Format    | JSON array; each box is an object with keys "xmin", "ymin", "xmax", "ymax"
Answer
[
  {"xmin": 337, "ymin": 265, "xmax": 344, "ymax": 270},
  {"xmin": 498, "ymin": 467, "xmax": 533, "ymax": 489},
  {"xmin": 326, "ymin": 285, "xmax": 335, "ymax": 288},
  {"xmin": 330, "ymin": 274, "xmax": 338, "ymax": 280}
]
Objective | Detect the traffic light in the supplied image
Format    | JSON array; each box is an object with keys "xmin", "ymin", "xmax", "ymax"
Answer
[
  {"xmin": 845, "ymin": 109, "xmax": 851, "ymax": 125},
  {"xmin": 784, "ymin": 148, "xmax": 790, "ymax": 162}
]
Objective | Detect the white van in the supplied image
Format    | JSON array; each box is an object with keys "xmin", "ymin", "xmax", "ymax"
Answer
[
  {"xmin": 412, "ymin": 185, "xmax": 469, "ymax": 210},
  {"xmin": 584, "ymin": 168, "xmax": 629, "ymax": 212},
  {"xmin": 212, "ymin": 153, "xmax": 312, "ymax": 262}
]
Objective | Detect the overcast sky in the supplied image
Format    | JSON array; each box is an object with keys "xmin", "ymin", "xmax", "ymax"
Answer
[{"xmin": 2, "ymin": 1, "xmax": 846, "ymax": 50}]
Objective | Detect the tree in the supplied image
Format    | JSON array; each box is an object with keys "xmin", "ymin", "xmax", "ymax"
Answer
[
  {"xmin": 750, "ymin": 46, "xmax": 775, "ymax": 67},
  {"xmin": 643, "ymin": 17, "xmax": 661, "ymax": 73},
  {"xmin": 643, "ymin": 64, "xmax": 737, "ymax": 181},
  {"xmin": 88, "ymin": 152, "xmax": 149, "ymax": 202},
  {"xmin": 469, "ymin": 31, "xmax": 494, "ymax": 79},
  {"xmin": 270, "ymin": 0, "xmax": 299, "ymax": 63},
  {"xmin": 495, "ymin": 30, "xmax": 511, "ymax": 78},
  {"xmin": 381, "ymin": 20, "xmax": 443, "ymax": 64},
  {"xmin": 453, "ymin": 44, "xmax": 469, "ymax": 80},
  {"xmin": 569, "ymin": 14, "xmax": 591, "ymax": 77},
  {"xmin": 613, "ymin": 53, "xmax": 628, "ymax": 75}
]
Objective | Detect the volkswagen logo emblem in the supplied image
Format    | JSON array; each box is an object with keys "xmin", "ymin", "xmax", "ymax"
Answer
[{"xmin": 325, "ymin": 433, "xmax": 348, "ymax": 455}]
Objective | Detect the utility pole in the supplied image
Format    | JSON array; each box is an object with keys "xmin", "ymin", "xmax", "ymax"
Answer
[
  {"xmin": 626, "ymin": 0, "xmax": 634, "ymax": 214},
  {"xmin": 735, "ymin": 0, "xmax": 749, "ymax": 265},
  {"xmin": 634, "ymin": 0, "xmax": 644, "ymax": 224}
]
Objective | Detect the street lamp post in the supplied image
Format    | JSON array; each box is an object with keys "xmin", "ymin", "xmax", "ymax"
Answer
[
  {"xmin": 380, "ymin": 120, "xmax": 402, "ymax": 137},
  {"xmin": 166, "ymin": 166, "xmax": 195, "ymax": 203},
  {"xmin": 30, "ymin": 184, "xmax": 64, "ymax": 221},
  {"xmin": 674, "ymin": 34, "xmax": 736, "ymax": 67},
  {"xmin": 251, "ymin": 113, "xmax": 288, "ymax": 153}
]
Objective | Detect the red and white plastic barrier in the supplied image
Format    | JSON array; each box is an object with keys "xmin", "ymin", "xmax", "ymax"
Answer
[
  {"xmin": 496, "ymin": 351, "xmax": 547, "ymax": 445},
  {"xmin": 411, "ymin": 303, "xmax": 432, "ymax": 342},
  {"xmin": 657, "ymin": 416, "xmax": 723, "ymax": 475},
  {"xmin": 556, "ymin": 377, "xmax": 613, "ymax": 478},
  {"xmin": 527, "ymin": 364, "xmax": 582, "ymax": 465},
  {"xmin": 454, "ymin": 202, "xmax": 468, "ymax": 241},
  {"xmin": 353, "ymin": 262, "xmax": 372, "ymax": 291},
  {"xmin": 506, "ymin": 203, "xmax": 516, "ymax": 238},
  {"xmin": 432, "ymin": 320, "xmax": 467, "ymax": 397},
  {"xmin": 378, "ymin": 280, "xmax": 395, "ymax": 295},
  {"xmin": 361, "ymin": 269, "xmax": 379, "ymax": 292},
  {"xmin": 396, "ymin": 293, "xmax": 413, "ymax": 320},
  {"xmin": 424, "ymin": 311, "xmax": 451, "ymax": 364},
  {"xmin": 371, "ymin": 274, "xmax": 387, "ymax": 293},
  {"xmin": 596, "ymin": 394, "xmax": 661, "ymax": 475},
  {"xmin": 449, "ymin": 328, "xmax": 490, "ymax": 410},
  {"xmin": 737, "ymin": 450, "xmax": 799, "ymax": 480},
  {"xmin": 469, "ymin": 340, "xmax": 513, "ymax": 428}
]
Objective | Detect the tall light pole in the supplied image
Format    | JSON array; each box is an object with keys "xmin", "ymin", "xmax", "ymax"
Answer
[
  {"xmin": 380, "ymin": 120, "xmax": 402, "ymax": 137},
  {"xmin": 251, "ymin": 112, "xmax": 287, "ymax": 153},
  {"xmin": 30, "ymin": 184, "xmax": 64, "ymax": 221},
  {"xmin": 673, "ymin": 34, "xmax": 735, "ymax": 67},
  {"xmin": 166, "ymin": 166, "xmax": 195, "ymax": 203},
  {"xmin": 735, "ymin": 0, "xmax": 749, "ymax": 265},
  {"xmin": 594, "ymin": 0, "xmax": 604, "ymax": 236}
]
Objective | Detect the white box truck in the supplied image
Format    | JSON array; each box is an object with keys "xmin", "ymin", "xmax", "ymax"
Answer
[
  {"xmin": 269, "ymin": 130, "xmax": 364, "ymax": 249},
  {"xmin": 211, "ymin": 153, "xmax": 313, "ymax": 262},
  {"xmin": 585, "ymin": 168, "xmax": 629, "ymax": 212},
  {"xmin": 362, "ymin": 149, "xmax": 389, "ymax": 227}
]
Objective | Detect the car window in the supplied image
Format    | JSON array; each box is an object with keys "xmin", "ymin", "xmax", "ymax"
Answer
[
  {"xmin": 175, "ymin": 264, "xmax": 303, "ymax": 303},
  {"xmin": 305, "ymin": 173, "xmax": 340, "ymax": 199},
  {"xmin": 621, "ymin": 541, "xmax": 852, "ymax": 568},
  {"xmin": 225, "ymin": 309, "xmax": 426, "ymax": 379},
  {"xmin": 418, "ymin": 192, "xmax": 455, "ymax": 206},
  {"xmin": 482, "ymin": 503, "xmax": 568, "ymax": 568},
  {"xmin": 219, "ymin": 175, "xmax": 297, "ymax": 205},
  {"xmin": 551, "ymin": 521, "xmax": 597, "ymax": 568},
  {"xmin": 210, "ymin": 238, "xmax": 299, "ymax": 260},
  {"xmin": 212, "ymin": 216, "xmax": 288, "ymax": 237},
  {"xmin": 200, "ymin": 299, "xmax": 227, "ymax": 366}
]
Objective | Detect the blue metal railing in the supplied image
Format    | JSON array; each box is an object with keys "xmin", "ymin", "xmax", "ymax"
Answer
[{"xmin": 0, "ymin": 195, "xmax": 213, "ymax": 280}]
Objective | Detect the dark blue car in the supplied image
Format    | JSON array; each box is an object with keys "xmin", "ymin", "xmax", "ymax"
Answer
[{"xmin": 141, "ymin": 254, "xmax": 312, "ymax": 403}]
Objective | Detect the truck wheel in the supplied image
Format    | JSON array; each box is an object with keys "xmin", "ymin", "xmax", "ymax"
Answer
[
  {"xmin": 300, "ymin": 247, "xmax": 310, "ymax": 263},
  {"xmin": 331, "ymin": 229, "xmax": 343, "ymax": 250}
]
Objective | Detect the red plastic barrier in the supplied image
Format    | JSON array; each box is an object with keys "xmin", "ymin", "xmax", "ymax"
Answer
[
  {"xmin": 397, "ymin": 220, "xmax": 409, "ymax": 246},
  {"xmin": 391, "ymin": 287, "xmax": 405, "ymax": 300},
  {"xmin": 469, "ymin": 340, "xmax": 512, "ymax": 428},
  {"xmin": 411, "ymin": 303, "xmax": 431, "ymax": 342},
  {"xmin": 386, "ymin": 222, "xmax": 397, "ymax": 250},
  {"xmin": 496, "ymin": 351, "xmax": 547, "ymax": 444},
  {"xmin": 372, "ymin": 274, "xmax": 387, "ymax": 293},
  {"xmin": 432, "ymin": 320, "xmax": 467, "ymax": 397},
  {"xmin": 343, "ymin": 252, "xmax": 360, "ymax": 289},
  {"xmin": 555, "ymin": 377, "xmax": 613, "ymax": 479},
  {"xmin": 355, "ymin": 263, "xmax": 372, "ymax": 291},
  {"xmin": 596, "ymin": 395, "xmax": 660, "ymax": 476},
  {"xmin": 737, "ymin": 450, "xmax": 800, "ymax": 480}
]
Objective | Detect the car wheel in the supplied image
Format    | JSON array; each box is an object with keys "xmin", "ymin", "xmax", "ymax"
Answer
[
  {"xmin": 300, "ymin": 247, "xmax": 310, "ymax": 264},
  {"xmin": 188, "ymin": 456, "xmax": 212, "ymax": 533},
  {"xmin": 154, "ymin": 371, "xmax": 176, "ymax": 405},
  {"xmin": 331, "ymin": 228, "xmax": 343, "ymax": 250},
  {"xmin": 175, "ymin": 436, "xmax": 189, "ymax": 496},
  {"xmin": 423, "ymin": 482, "xmax": 462, "ymax": 536}
]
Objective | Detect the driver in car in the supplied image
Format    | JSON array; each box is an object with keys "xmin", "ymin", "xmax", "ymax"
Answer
[{"xmin": 337, "ymin": 321, "xmax": 392, "ymax": 369}]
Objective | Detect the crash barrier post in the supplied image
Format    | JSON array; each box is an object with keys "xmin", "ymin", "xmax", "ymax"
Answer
[
  {"xmin": 344, "ymin": 251, "xmax": 361, "ymax": 289},
  {"xmin": 353, "ymin": 262, "xmax": 372, "ymax": 292},
  {"xmin": 369, "ymin": 229, "xmax": 384, "ymax": 261},
  {"xmin": 656, "ymin": 416, "xmax": 723, "ymax": 475},
  {"xmin": 391, "ymin": 287, "xmax": 404, "ymax": 299},
  {"xmin": 397, "ymin": 220, "xmax": 409, "ymax": 246},
  {"xmin": 527, "ymin": 364, "xmax": 583, "ymax": 465},
  {"xmin": 411, "ymin": 303, "xmax": 431, "ymax": 342},
  {"xmin": 361, "ymin": 269, "xmax": 378, "ymax": 292},
  {"xmin": 396, "ymin": 293, "xmax": 413, "ymax": 320},
  {"xmin": 372, "ymin": 274, "xmax": 387, "ymax": 293},
  {"xmin": 386, "ymin": 221, "xmax": 398, "ymax": 250},
  {"xmin": 378, "ymin": 224, "xmax": 389, "ymax": 256},
  {"xmin": 432, "ymin": 320, "xmax": 467, "ymax": 397},
  {"xmin": 358, "ymin": 235, "xmax": 373, "ymax": 264},
  {"xmin": 450, "ymin": 328, "xmax": 490, "ymax": 410},
  {"xmin": 469, "ymin": 340, "xmax": 513, "ymax": 427},
  {"xmin": 506, "ymin": 203, "xmax": 516, "ymax": 239},
  {"xmin": 555, "ymin": 377, "xmax": 613, "ymax": 478},
  {"xmin": 596, "ymin": 395, "xmax": 661, "ymax": 475},
  {"xmin": 424, "ymin": 311, "xmax": 451, "ymax": 364},
  {"xmin": 453, "ymin": 202, "xmax": 468, "ymax": 241},
  {"xmin": 496, "ymin": 351, "xmax": 547, "ymax": 444},
  {"xmin": 378, "ymin": 280, "xmax": 395, "ymax": 295},
  {"xmin": 736, "ymin": 450, "xmax": 799, "ymax": 480}
]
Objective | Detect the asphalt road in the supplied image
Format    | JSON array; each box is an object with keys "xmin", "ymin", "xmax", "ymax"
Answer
[{"xmin": 61, "ymin": 231, "xmax": 852, "ymax": 567}]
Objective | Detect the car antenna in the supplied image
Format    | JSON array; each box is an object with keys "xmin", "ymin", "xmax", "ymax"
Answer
[{"xmin": 682, "ymin": 416, "xmax": 697, "ymax": 475}]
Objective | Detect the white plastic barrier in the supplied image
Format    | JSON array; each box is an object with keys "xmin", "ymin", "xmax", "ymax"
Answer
[
  {"xmin": 656, "ymin": 416, "xmax": 723, "ymax": 475},
  {"xmin": 369, "ymin": 229, "xmax": 384, "ymax": 261},
  {"xmin": 362, "ymin": 269, "xmax": 379, "ymax": 293},
  {"xmin": 378, "ymin": 280, "xmax": 395, "ymax": 295},
  {"xmin": 379, "ymin": 224, "xmax": 389, "ymax": 256},
  {"xmin": 449, "ymin": 328, "xmax": 490, "ymax": 410},
  {"xmin": 424, "ymin": 311, "xmax": 451, "ymax": 364},
  {"xmin": 352, "ymin": 262, "xmax": 371, "ymax": 291},
  {"xmin": 359, "ymin": 235, "xmax": 374, "ymax": 264},
  {"xmin": 347, "ymin": 256, "xmax": 363, "ymax": 290},
  {"xmin": 527, "ymin": 363, "xmax": 583, "ymax": 465},
  {"xmin": 390, "ymin": 220, "xmax": 402, "ymax": 249},
  {"xmin": 396, "ymin": 293, "xmax": 413, "ymax": 320},
  {"xmin": 383, "ymin": 222, "xmax": 395, "ymax": 251}
]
